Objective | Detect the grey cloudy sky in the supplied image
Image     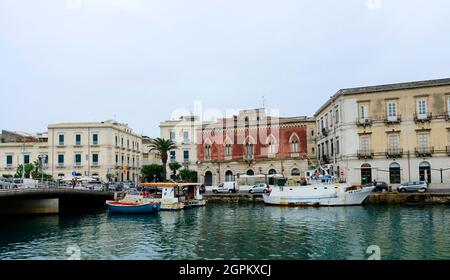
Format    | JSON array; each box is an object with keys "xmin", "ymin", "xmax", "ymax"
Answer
[{"xmin": 1, "ymin": 0, "xmax": 450, "ymax": 137}]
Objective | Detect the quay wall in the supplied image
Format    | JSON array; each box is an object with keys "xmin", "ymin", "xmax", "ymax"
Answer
[
  {"xmin": 204, "ymin": 193, "xmax": 450, "ymax": 205},
  {"xmin": 0, "ymin": 198, "xmax": 59, "ymax": 214}
]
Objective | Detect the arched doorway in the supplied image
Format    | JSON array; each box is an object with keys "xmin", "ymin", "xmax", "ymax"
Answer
[
  {"xmin": 268, "ymin": 169, "xmax": 277, "ymax": 175},
  {"xmin": 361, "ymin": 163, "xmax": 372, "ymax": 185},
  {"xmin": 389, "ymin": 163, "xmax": 401, "ymax": 184},
  {"xmin": 419, "ymin": 161, "xmax": 431, "ymax": 183},
  {"xmin": 246, "ymin": 170, "xmax": 255, "ymax": 176},
  {"xmin": 291, "ymin": 168, "xmax": 301, "ymax": 176},
  {"xmin": 204, "ymin": 171, "xmax": 213, "ymax": 186},
  {"xmin": 225, "ymin": 170, "xmax": 234, "ymax": 182}
]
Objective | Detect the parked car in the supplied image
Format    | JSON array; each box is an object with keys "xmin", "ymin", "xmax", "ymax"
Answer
[
  {"xmin": 212, "ymin": 182, "xmax": 239, "ymax": 193},
  {"xmin": 397, "ymin": 181, "xmax": 428, "ymax": 193},
  {"xmin": 0, "ymin": 177, "xmax": 12, "ymax": 189},
  {"xmin": 249, "ymin": 183, "xmax": 270, "ymax": 194},
  {"xmin": 373, "ymin": 181, "xmax": 389, "ymax": 192},
  {"xmin": 86, "ymin": 181, "xmax": 104, "ymax": 191}
]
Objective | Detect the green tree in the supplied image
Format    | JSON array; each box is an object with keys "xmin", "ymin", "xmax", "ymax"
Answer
[
  {"xmin": 14, "ymin": 163, "xmax": 34, "ymax": 178},
  {"xmin": 169, "ymin": 162, "xmax": 182, "ymax": 180},
  {"xmin": 178, "ymin": 169, "xmax": 198, "ymax": 183},
  {"xmin": 141, "ymin": 164, "xmax": 164, "ymax": 182},
  {"xmin": 148, "ymin": 138, "xmax": 177, "ymax": 181}
]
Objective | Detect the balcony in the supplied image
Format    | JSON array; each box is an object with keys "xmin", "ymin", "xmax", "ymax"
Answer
[
  {"xmin": 321, "ymin": 155, "xmax": 331, "ymax": 164},
  {"xmin": 384, "ymin": 115, "xmax": 402, "ymax": 125},
  {"xmin": 243, "ymin": 155, "xmax": 255, "ymax": 161},
  {"xmin": 356, "ymin": 117, "xmax": 373, "ymax": 127},
  {"xmin": 446, "ymin": 146, "xmax": 450, "ymax": 156},
  {"xmin": 57, "ymin": 164, "xmax": 65, "ymax": 169},
  {"xmin": 321, "ymin": 128, "xmax": 330, "ymax": 137},
  {"xmin": 414, "ymin": 112, "xmax": 433, "ymax": 123},
  {"xmin": 386, "ymin": 148, "xmax": 403, "ymax": 159},
  {"xmin": 91, "ymin": 162, "xmax": 99, "ymax": 168},
  {"xmin": 357, "ymin": 149, "xmax": 374, "ymax": 159},
  {"xmin": 445, "ymin": 112, "xmax": 450, "ymax": 121},
  {"xmin": 415, "ymin": 147, "xmax": 434, "ymax": 157}
]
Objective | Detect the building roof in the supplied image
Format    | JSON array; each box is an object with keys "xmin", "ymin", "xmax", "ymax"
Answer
[{"xmin": 315, "ymin": 77, "xmax": 450, "ymax": 116}]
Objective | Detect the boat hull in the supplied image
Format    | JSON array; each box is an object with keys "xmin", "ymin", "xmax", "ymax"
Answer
[
  {"xmin": 106, "ymin": 201, "xmax": 161, "ymax": 214},
  {"xmin": 263, "ymin": 185, "xmax": 375, "ymax": 207}
]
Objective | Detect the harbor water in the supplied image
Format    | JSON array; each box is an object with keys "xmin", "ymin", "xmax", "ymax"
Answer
[{"xmin": 1, "ymin": 204, "xmax": 450, "ymax": 260}]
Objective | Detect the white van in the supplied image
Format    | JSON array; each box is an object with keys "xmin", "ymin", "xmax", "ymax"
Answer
[{"xmin": 212, "ymin": 181, "xmax": 239, "ymax": 193}]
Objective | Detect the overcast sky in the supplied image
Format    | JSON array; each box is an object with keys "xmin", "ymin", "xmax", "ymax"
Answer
[{"xmin": 1, "ymin": 0, "xmax": 450, "ymax": 137}]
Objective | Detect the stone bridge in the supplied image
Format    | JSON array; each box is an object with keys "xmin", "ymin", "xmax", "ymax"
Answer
[{"xmin": 0, "ymin": 188, "xmax": 115, "ymax": 214}]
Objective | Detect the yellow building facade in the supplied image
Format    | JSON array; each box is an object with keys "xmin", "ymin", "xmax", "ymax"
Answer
[{"xmin": 315, "ymin": 78, "xmax": 450, "ymax": 186}]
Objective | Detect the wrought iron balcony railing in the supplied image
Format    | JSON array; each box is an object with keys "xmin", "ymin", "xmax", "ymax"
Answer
[
  {"xmin": 384, "ymin": 115, "xmax": 402, "ymax": 124},
  {"xmin": 414, "ymin": 112, "xmax": 433, "ymax": 123},
  {"xmin": 386, "ymin": 148, "xmax": 403, "ymax": 158},
  {"xmin": 415, "ymin": 147, "xmax": 434, "ymax": 157},
  {"xmin": 357, "ymin": 149, "xmax": 374, "ymax": 159}
]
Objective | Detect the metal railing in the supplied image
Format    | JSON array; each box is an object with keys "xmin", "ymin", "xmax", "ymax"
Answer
[
  {"xmin": 414, "ymin": 112, "xmax": 433, "ymax": 122},
  {"xmin": 415, "ymin": 146, "xmax": 434, "ymax": 157},
  {"xmin": 386, "ymin": 148, "xmax": 403, "ymax": 158},
  {"xmin": 357, "ymin": 149, "xmax": 374, "ymax": 159},
  {"xmin": 384, "ymin": 115, "xmax": 402, "ymax": 124}
]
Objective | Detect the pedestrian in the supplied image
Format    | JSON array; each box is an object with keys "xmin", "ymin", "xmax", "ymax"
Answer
[{"xmin": 72, "ymin": 178, "xmax": 76, "ymax": 189}]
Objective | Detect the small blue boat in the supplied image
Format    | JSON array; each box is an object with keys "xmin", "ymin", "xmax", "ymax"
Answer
[{"xmin": 106, "ymin": 200, "xmax": 161, "ymax": 214}]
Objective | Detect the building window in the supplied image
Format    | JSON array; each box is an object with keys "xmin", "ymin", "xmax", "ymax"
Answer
[
  {"xmin": 115, "ymin": 136, "xmax": 118, "ymax": 146},
  {"xmin": 115, "ymin": 154, "xmax": 119, "ymax": 165},
  {"xmin": 75, "ymin": 134, "xmax": 81, "ymax": 145},
  {"xmin": 335, "ymin": 108, "xmax": 339, "ymax": 124},
  {"xmin": 205, "ymin": 144, "xmax": 212, "ymax": 160},
  {"xmin": 170, "ymin": 151, "xmax": 176, "ymax": 163},
  {"xmin": 336, "ymin": 140, "xmax": 340, "ymax": 155},
  {"xmin": 330, "ymin": 139, "xmax": 334, "ymax": 156},
  {"xmin": 417, "ymin": 99, "xmax": 428, "ymax": 117},
  {"xmin": 24, "ymin": 154, "xmax": 30, "ymax": 164},
  {"xmin": 360, "ymin": 136, "xmax": 370, "ymax": 152},
  {"xmin": 225, "ymin": 144, "xmax": 232, "ymax": 157},
  {"xmin": 170, "ymin": 131, "xmax": 176, "ymax": 141},
  {"xmin": 290, "ymin": 141, "xmax": 299, "ymax": 153},
  {"xmin": 183, "ymin": 131, "xmax": 189, "ymax": 144},
  {"xmin": 183, "ymin": 150, "xmax": 189, "ymax": 163},
  {"xmin": 325, "ymin": 114, "xmax": 329, "ymax": 128},
  {"xmin": 127, "ymin": 139, "xmax": 130, "ymax": 148},
  {"xmin": 311, "ymin": 130, "xmax": 314, "ymax": 137},
  {"xmin": 93, "ymin": 134, "xmax": 99, "ymax": 145},
  {"xmin": 245, "ymin": 143, "xmax": 254, "ymax": 159},
  {"xmin": 291, "ymin": 168, "xmax": 301, "ymax": 176},
  {"xmin": 388, "ymin": 134, "xmax": 400, "ymax": 153},
  {"xmin": 447, "ymin": 97, "xmax": 450, "ymax": 116},
  {"xmin": 59, "ymin": 134, "xmax": 64, "ymax": 146},
  {"xmin": 58, "ymin": 154, "xmax": 64, "ymax": 166},
  {"xmin": 387, "ymin": 101, "xmax": 397, "ymax": 121},
  {"xmin": 6, "ymin": 155, "xmax": 13, "ymax": 167},
  {"xmin": 359, "ymin": 104, "xmax": 369, "ymax": 120},
  {"xmin": 92, "ymin": 154, "xmax": 99, "ymax": 165},
  {"xmin": 75, "ymin": 154, "xmax": 82, "ymax": 166},
  {"xmin": 417, "ymin": 133, "xmax": 429, "ymax": 151}
]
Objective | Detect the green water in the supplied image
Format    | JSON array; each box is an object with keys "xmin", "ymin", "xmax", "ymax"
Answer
[{"xmin": 1, "ymin": 204, "xmax": 450, "ymax": 260}]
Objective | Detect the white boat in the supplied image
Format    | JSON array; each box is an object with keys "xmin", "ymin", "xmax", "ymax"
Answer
[
  {"xmin": 263, "ymin": 183, "xmax": 375, "ymax": 206},
  {"xmin": 140, "ymin": 183, "xmax": 206, "ymax": 210}
]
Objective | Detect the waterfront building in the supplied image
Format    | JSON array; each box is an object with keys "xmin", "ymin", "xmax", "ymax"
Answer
[
  {"xmin": 196, "ymin": 109, "xmax": 317, "ymax": 186},
  {"xmin": 159, "ymin": 115, "xmax": 213, "ymax": 179},
  {"xmin": 315, "ymin": 78, "xmax": 450, "ymax": 186},
  {"xmin": 1, "ymin": 120, "xmax": 143, "ymax": 184}
]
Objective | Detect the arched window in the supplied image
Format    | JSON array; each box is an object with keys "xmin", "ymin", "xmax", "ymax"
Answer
[
  {"xmin": 204, "ymin": 139, "xmax": 212, "ymax": 160},
  {"xmin": 268, "ymin": 169, "xmax": 277, "ymax": 175},
  {"xmin": 225, "ymin": 170, "xmax": 234, "ymax": 182},
  {"xmin": 389, "ymin": 163, "xmax": 401, "ymax": 184},
  {"xmin": 291, "ymin": 168, "xmax": 301, "ymax": 176},
  {"xmin": 224, "ymin": 137, "xmax": 233, "ymax": 157},
  {"xmin": 244, "ymin": 136, "xmax": 255, "ymax": 159},
  {"xmin": 267, "ymin": 135, "xmax": 277, "ymax": 155},
  {"xmin": 204, "ymin": 171, "xmax": 213, "ymax": 186},
  {"xmin": 246, "ymin": 170, "xmax": 255, "ymax": 176},
  {"xmin": 289, "ymin": 133, "xmax": 300, "ymax": 153}
]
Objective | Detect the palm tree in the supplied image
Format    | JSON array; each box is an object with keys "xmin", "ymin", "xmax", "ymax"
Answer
[
  {"xmin": 149, "ymin": 138, "xmax": 177, "ymax": 181},
  {"xmin": 169, "ymin": 162, "xmax": 182, "ymax": 180}
]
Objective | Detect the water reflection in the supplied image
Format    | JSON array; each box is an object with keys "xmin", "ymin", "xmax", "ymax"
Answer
[{"xmin": 1, "ymin": 205, "xmax": 450, "ymax": 260}]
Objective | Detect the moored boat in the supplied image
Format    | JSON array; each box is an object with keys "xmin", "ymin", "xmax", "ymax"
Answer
[
  {"xmin": 263, "ymin": 182, "xmax": 375, "ymax": 207},
  {"xmin": 140, "ymin": 183, "xmax": 207, "ymax": 210},
  {"xmin": 106, "ymin": 192, "xmax": 161, "ymax": 214}
]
